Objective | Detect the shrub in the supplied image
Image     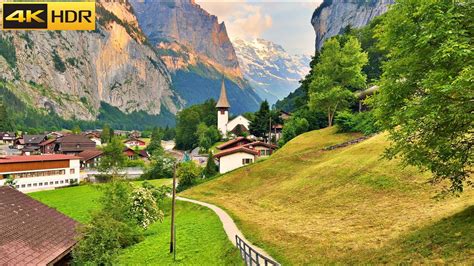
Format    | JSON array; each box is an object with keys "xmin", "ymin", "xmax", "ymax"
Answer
[
  {"xmin": 0, "ymin": 36, "xmax": 17, "ymax": 68},
  {"xmin": 52, "ymin": 50, "xmax": 66, "ymax": 73},
  {"xmin": 176, "ymin": 161, "xmax": 202, "ymax": 192},
  {"xmin": 279, "ymin": 117, "xmax": 310, "ymax": 146},
  {"xmin": 141, "ymin": 155, "xmax": 176, "ymax": 180},
  {"xmin": 203, "ymin": 153, "xmax": 218, "ymax": 178},
  {"xmin": 335, "ymin": 111, "xmax": 381, "ymax": 135}
]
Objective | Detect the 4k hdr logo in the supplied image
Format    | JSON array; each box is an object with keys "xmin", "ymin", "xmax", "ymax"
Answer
[{"xmin": 2, "ymin": 2, "xmax": 95, "ymax": 30}]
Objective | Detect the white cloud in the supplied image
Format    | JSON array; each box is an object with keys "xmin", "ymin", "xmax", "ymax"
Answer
[{"xmin": 196, "ymin": 1, "xmax": 273, "ymax": 40}]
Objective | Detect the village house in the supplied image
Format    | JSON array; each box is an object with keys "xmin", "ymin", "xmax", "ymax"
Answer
[
  {"xmin": 78, "ymin": 149, "xmax": 104, "ymax": 169},
  {"xmin": 0, "ymin": 186, "xmax": 77, "ymax": 265},
  {"xmin": 216, "ymin": 136, "xmax": 253, "ymax": 150},
  {"xmin": 84, "ymin": 132, "xmax": 102, "ymax": 146},
  {"xmin": 20, "ymin": 135, "xmax": 48, "ymax": 155},
  {"xmin": 124, "ymin": 137, "xmax": 146, "ymax": 148},
  {"xmin": 243, "ymin": 141, "xmax": 277, "ymax": 157},
  {"xmin": 39, "ymin": 138, "xmax": 56, "ymax": 154},
  {"xmin": 0, "ymin": 132, "xmax": 16, "ymax": 145},
  {"xmin": 214, "ymin": 146, "xmax": 259, "ymax": 174},
  {"xmin": 55, "ymin": 134, "xmax": 96, "ymax": 155},
  {"xmin": 0, "ymin": 154, "xmax": 81, "ymax": 192},
  {"xmin": 123, "ymin": 147, "xmax": 150, "ymax": 161}
]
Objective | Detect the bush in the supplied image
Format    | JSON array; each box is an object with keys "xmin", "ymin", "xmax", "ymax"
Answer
[
  {"xmin": 203, "ymin": 153, "xmax": 218, "ymax": 178},
  {"xmin": 279, "ymin": 117, "xmax": 310, "ymax": 146},
  {"xmin": 126, "ymin": 159, "xmax": 145, "ymax": 168},
  {"xmin": 141, "ymin": 155, "xmax": 176, "ymax": 180},
  {"xmin": 52, "ymin": 50, "xmax": 66, "ymax": 73},
  {"xmin": 176, "ymin": 161, "xmax": 202, "ymax": 192},
  {"xmin": 335, "ymin": 111, "xmax": 381, "ymax": 135}
]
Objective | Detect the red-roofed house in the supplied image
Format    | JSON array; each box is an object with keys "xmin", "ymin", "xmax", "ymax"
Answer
[
  {"xmin": 0, "ymin": 186, "xmax": 77, "ymax": 265},
  {"xmin": 214, "ymin": 146, "xmax": 259, "ymax": 174},
  {"xmin": 39, "ymin": 138, "xmax": 56, "ymax": 154},
  {"xmin": 216, "ymin": 137, "xmax": 252, "ymax": 150},
  {"xmin": 0, "ymin": 155, "xmax": 81, "ymax": 192},
  {"xmin": 243, "ymin": 141, "xmax": 277, "ymax": 157},
  {"xmin": 124, "ymin": 138, "xmax": 146, "ymax": 148}
]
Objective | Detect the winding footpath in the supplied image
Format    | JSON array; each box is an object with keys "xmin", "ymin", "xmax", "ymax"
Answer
[{"xmin": 176, "ymin": 196, "xmax": 279, "ymax": 264}]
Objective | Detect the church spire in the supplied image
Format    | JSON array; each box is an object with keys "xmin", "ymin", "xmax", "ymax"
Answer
[{"xmin": 216, "ymin": 78, "xmax": 230, "ymax": 109}]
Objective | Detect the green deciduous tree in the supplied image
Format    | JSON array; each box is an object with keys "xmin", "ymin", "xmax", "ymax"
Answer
[
  {"xmin": 101, "ymin": 124, "xmax": 112, "ymax": 144},
  {"xmin": 309, "ymin": 37, "xmax": 367, "ymax": 126},
  {"xmin": 203, "ymin": 152, "xmax": 218, "ymax": 178},
  {"xmin": 196, "ymin": 123, "xmax": 221, "ymax": 153},
  {"xmin": 279, "ymin": 117, "xmax": 310, "ymax": 146},
  {"xmin": 373, "ymin": 0, "xmax": 473, "ymax": 194},
  {"xmin": 176, "ymin": 161, "xmax": 202, "ymax": 191},
  {"xmin": 147, "ymin": 127, "xmax": 164, "ymax": 156},
  {"xmin": 99, "ymin": 136, "xmax": 127, "ymax": 176},
  {"xmin": 72, "ymin": 124, "xmax": 81, "ymax": 134}
]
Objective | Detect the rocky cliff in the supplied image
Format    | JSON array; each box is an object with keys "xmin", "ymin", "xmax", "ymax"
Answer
[
  {"xmin": 233, "ymin": 38, "xmax": 311, "ymax": 104},
  {"xmin": 0, "ymin": 1, "xmax": 181, "ymax": 121},
  {"xmin": 130, "ymin": 0, "xmax": 261, "ymax": 114},
  {"xmin": 311, "ymin": 0, "xmax": 394, "ymax": 51}
]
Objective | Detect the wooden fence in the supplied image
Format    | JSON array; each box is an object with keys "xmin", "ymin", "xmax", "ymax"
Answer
[{"xmin": 235, "ymin": 235, "xmax": 280, "ymax": 266}]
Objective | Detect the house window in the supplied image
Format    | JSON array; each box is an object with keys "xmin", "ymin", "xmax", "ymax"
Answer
[
  {"xmin": 21, "ymin": 184, "xmax": 25, "ymax": 188},
  {"xmin": 39, "ymin": 182, "xmax": 43, "ymax": 186},
  {"xmin": 50, "ymin": 181, "xmax": 54, "ymax": 185},
  {"xmin": 242, "ymin": 158, "xmax": 253, "ymax": 165},
  {"xmin": 70, "ymin": 169, "xmax": 75, "ymax": 174},
  {"xmin": 55, "ymin": 181, "xmax": 59, "ymax": 184},
  {"xmin": 60, "ymin": 180, "xmax": 64, "ymax": 184}
]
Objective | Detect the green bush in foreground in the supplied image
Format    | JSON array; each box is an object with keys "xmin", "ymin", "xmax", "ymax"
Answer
[{"xmin": 335, "ymin": 111, "xmax": 380, "ymax": 135}]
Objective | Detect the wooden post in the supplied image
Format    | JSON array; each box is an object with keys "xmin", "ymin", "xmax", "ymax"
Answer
[{"xmin": 169, "ymin": 162, "xmax": 177, "ymax": 253}]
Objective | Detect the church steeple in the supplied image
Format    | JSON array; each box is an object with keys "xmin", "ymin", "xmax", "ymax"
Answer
[{"xmin": 216, "ymin": 78, "xmax": 230, "ymax": 109}]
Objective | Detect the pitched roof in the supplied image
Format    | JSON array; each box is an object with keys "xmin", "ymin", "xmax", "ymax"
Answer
[
  {"xmin": 214, "ymin": 146, "xmax": 259, "ymax": 159},
  {"xmin": 124, "ymin": 138, "xmax": 146, "ymax": 144},
  {"xmin": 0, "ymin": 154, "xmax": 80, "ymax": 164},
  {"xmin": 0, "ymin": 186, "xmax": 78, "ymax": 265},
  {"xmin": 216, "ymin": 137, "xmax": 252, "ymax": 150},
  {"xmin": 23, "ymin": 135, "xmax": 47, "ymax": 145},
  {"xmin": 39, "ymin": 138, "xmax": 56, "ymax": 146},
  {"xmin": 216, "ymin": 79, "xmax": 230, "ymax": 108},
  {"xmin": 78, "ymin": 149, "xmax": 104, "ymax": 161},
  {"xmin": 56, "ymin": 134, "xmax": 95, "ymax": 144},
  {"xmin": 243, "ymin": 141, "xmax": 277, "ymax": 150}
]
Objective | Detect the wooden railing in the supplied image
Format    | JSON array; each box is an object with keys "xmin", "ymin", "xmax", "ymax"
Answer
[{"xmin": 235, "ymin": 235, "xmax": 280, "ymax": 266}]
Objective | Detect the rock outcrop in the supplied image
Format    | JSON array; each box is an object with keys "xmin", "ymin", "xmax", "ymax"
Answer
[
  {"xmin": 0, "ymin": 1, "xmax": 181, "ymax": 120},
  {"xmin": 311, "ymin": 0, "xmax": 394, "ymax": 51}
]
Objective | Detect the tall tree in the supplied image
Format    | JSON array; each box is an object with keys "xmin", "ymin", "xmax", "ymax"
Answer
[
  {"xmin": 147, "ymin": 127, "xmax": 164, "ymax": 156},
  {"xmin": 374, "ymin": 0, "xmax": 473, "ymax": 194},
  {"xmin": 99, "ymin": 137, "xmax": 127, "ymax": 176},
  {"xmin": 249, "ymin": 100, "xmax": 271, "ymax": 139},
  {"xmin": 308, "ymin": 37, "xmax": 367, "ymax": 126},
  {"xmin": 101, "ymin": 124, "xmax": 111, "ymax": 144},
  {"xmin": 72, "ymin": 125, "xmax": 82, "ymax": 134}
]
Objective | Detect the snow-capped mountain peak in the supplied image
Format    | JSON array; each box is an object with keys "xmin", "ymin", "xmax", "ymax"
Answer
[{"xmin": 233, "ymin": 38, "xmax": 311, "ymax": 104}]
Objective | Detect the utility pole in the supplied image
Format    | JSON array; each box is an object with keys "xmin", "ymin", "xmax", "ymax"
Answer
[
  {"xmin": 268, "ymin": 115, "xmax": 272, "ymax": 144},
  {"xmin": 169, "ymin": 162, "xmax": 177, "ymax": 254}
]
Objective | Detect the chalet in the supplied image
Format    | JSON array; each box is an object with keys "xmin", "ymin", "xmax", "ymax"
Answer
[
  {"xmin": 123, "ymin": 147, "xmax": 149, "ymax": 160},
  {"xmin": 0, "ymin": 186, "xmax": 77, "ymax": 265},
  {"xmin": 129, "ymin": 130, "xmax": 141, "ymax": 138},
  {"xmin": 124, "ymin": 137, "xmax": 146, "ymax": 148},
  {"xmin": 216, "ymin": 137, "xmax": 252, "ymax": 150},
  {"xmin": 243, "ymin": 141, "xmax": 277, "ymax": 157},
  {"xmin": 271, "ymin": 124, "xmax": 284, "ymax": 141},
  {"xmin": 78, "ymin": 149, "xmax": 103, "ymax": 169},
  {"xmin": 214, "ymin": 146, "xmax": 259, "ymax": 174},
  {"xmin": 84, "ymin": 132, "xmax": 102, "ymax": 146},
  {"xmin": 39, "ymin": 138, "xmax": 56, "ymax": 154},
  {"xmin": 21, "ymin": 135, "xmax": 48, "ymax": 154},
  {"xmin": 279, "ymin": 110, "xmax": 292, "ymax": 121},
  {"xmin": 55, "ymin": 134, "xmax": 96, "ymax": 155},
  {"xmin": 0, "ymin": 154, "xmax": 81, "ymax": 192},
  {"xmin": 0, "ymin": 132, "xmax": 16, "ymax": 145}
]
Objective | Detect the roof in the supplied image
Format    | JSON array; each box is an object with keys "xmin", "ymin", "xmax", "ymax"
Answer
[
  {"xmin": 56, "ymin": 134, "xmax": 95, "ymax": 144},
  {"xmin": 124, "ymin": 138, "xmax": 146, "ymax": 144},
  {"xmin": 39, "ymin": 138, "xmax": 56, "ymax": 146},
  {"xmin": 23, "ymin": 135, "xmax": 47, "ymax": 145},
  {"xmin": 272, "ymin": 124, "xmax": 284, "ymax": 129},
  {"xmin": 243, "ymin": 141, "xmax": 277, "ymax": 150},
  {"xmin": 123, "ymin": 148, "xmax": 149, "ymax": 158},
  {"xmin": 214, "ymin": 146, "xmax": 259, "ymax": 159},
  {"xmin": 216, "ymin": 137, "xmax": 252, "ymax": 150},
  {"xmin": 78, "ymin": 149, "xmax": 104, "ymax": 161},
  {"xmin": 0, "ymin": 186, "xmax": 78, "ymax": 265},
  {"xmin": 0, "ymin": 154, "xmax": 81, "ymax": 164},
  {"xmin": 216, "ymin": 79, "xmax": 230, "ymax": 108}
]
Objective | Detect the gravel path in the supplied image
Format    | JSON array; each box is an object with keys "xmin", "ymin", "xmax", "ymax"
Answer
[{"xmin": 176, "ymin": 196, "xmax": 279, "ymax": 264}]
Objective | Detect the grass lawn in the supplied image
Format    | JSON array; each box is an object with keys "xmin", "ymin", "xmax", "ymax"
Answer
[
  {"xmin": 29, "ymin": 179, "xmax": 240, "ymax": 265},
  {"xmin": 182, "ymin": 127, "xmax": 474, "ymax": 264},
  {"xmin": 210, "ymin": 141, "xmax": 224, "ymax": 155}
]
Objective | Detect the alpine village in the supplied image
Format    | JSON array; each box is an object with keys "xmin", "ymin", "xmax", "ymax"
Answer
[{"xmin": 0, "ymin": 0, "xmax": 472, "ymax": 265}]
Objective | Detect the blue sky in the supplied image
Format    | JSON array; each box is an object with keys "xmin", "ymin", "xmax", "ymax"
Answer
[{"xmin": 196, "ymin": 0, "xmax": 323, "ymax": 56}]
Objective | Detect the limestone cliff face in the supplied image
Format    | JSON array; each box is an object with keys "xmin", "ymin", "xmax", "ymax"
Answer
[
  {"xmin": 130, "ymin": 0, "xmax": 242, "ymax": 78},
  {"xmin": 312, "ymin": 0, "xmax": 394, "ymax": 51},
  {"xmin": 0, "ymin": 1, "xmax": 181, "ymax": 120}
]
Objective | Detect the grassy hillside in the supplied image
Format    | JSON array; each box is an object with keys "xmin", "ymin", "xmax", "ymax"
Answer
[
  {"xmin": 30, "ymin": 180, "xmax": 240, "ymax": 265},
  {"xmin": 182, "ymin": 127, "xmax": 474, "ymax": 264}
]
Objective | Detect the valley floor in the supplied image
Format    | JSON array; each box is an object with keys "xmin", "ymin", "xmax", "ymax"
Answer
[
  {"xmin": 182, "ymin": 127, "xmax": 474, "ymax": 264},
  {"xmin": 30, "ymin": 180, "xmax": 241, "ymax": 265}
]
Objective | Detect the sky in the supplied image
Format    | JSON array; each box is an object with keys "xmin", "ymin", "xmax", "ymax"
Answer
[{"xmin": 196, "ymin": 0, "xmax": 323, "ymax": 56}]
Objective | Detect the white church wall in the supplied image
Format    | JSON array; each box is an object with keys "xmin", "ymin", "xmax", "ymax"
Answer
[
  {"xmin": 217, "ymin": 110, "xmax": 229, "ymax": 136},
  {"xmin": 227, "ymin": 115, "xmax": 250, "ymax": 132}
]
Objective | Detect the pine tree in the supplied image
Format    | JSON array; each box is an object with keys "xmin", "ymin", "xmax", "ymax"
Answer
[
  {"xmin": 0, "ymin": 96, "xmax": 13, "ymax": 132},
  {"xmin": 204, "ymin": 153, "xmax": 219, "ymax": 178}
]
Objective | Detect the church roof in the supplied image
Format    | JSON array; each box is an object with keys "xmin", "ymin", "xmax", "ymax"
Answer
[{"xmin": 216, "ymin": 79, "xmax": 230, "ymax": 108}]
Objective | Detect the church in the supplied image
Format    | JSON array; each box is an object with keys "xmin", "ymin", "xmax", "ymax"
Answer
[{"xmin": 216, "ymin": 80, "xmax": 251, "ymax": 137}]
